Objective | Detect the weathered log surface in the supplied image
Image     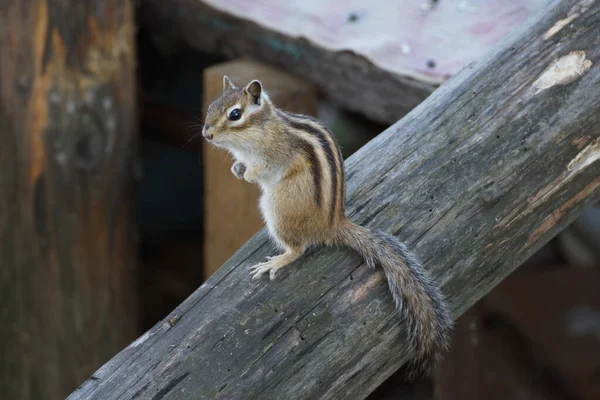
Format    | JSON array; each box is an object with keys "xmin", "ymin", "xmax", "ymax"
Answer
[
  {"xmin": 0, "ymin": 1, "xmax": 139, "ymax": 399},
  {"xmin": 70, "ymin": 0, "xmax": 600, "ymax": 399},
  {"xmin": 139, "ymin": 0, "xmax": 549, "ymax": 124}
]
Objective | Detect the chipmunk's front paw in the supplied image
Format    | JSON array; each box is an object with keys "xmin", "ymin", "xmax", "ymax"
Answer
[{"xmin": 231, "ymin": 162, "xmax": 246, "ymax": 180}]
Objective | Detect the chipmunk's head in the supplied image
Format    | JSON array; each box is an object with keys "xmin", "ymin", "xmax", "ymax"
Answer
[{"xmin": 203, "ymin": 76, "xmax": 271, "ymax": 149}]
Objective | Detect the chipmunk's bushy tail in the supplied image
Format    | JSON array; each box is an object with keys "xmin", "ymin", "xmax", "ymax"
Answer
[{"xmin": 335, "ymin": 220, "xmax": 453, "ymax": 377}]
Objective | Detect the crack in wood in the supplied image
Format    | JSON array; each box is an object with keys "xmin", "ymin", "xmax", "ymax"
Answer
[{"xmin": 151, "ymin": 372, "xmax": 190, "ymax": 400}]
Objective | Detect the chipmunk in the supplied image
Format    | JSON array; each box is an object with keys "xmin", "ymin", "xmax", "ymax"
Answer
[{"xmin": 202, "ymin": 76, "xmax": 453, "ymax": 374}]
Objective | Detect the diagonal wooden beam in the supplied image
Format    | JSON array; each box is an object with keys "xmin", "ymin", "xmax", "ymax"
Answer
[{"xmin": 69, "ymin": 0, "xmax": 600, "ymax": 398}]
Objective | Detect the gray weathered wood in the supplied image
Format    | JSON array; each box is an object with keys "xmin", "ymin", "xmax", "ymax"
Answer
[
  {"xmin": 0, "ymin": 1, "xmax": 139, "ymax": 399},
  {"xmin": 69, "ymin": 0, "xmax": 600, "ymax": 399}
]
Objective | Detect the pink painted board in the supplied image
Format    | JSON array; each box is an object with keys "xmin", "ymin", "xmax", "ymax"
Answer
[{"xmin": 203, "ymin": 0, "xmax": 551, "ymax": 84}]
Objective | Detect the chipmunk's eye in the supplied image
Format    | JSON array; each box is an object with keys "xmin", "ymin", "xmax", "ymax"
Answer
[{"xmin": 228, "ymin": 108, "xmax": 242, "ymax": 121}]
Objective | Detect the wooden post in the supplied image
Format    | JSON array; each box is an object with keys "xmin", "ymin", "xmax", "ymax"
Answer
[
  {"xmin": 202, "ymin": 59, "xmax": 317, "ymax": 278},
  {"xmin": 69, "ymin": 0, "xmax": 600, "ymax": 398},
  {"xmin": 0, "ymin": 2, "xmax": 139, "ymax": 399}
]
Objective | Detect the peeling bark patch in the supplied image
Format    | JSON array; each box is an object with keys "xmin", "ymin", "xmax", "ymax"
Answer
[
  {"xmin": 543, "ymin": 13, "xmax": 578, "ymax": 39},
  {"xmin": 151, "ymin": 372, "xmax": 190, "ymax": 400},
  {"xmin": 130, "ymin": 330, "xmax": 153, "ymax": 347},
  {"xmin": 529, "ymin": 51, "xmax": 592, "ymax": 96},
  {"xmin": 351, "ymin": 272, "xmax": 384, "ymax": 304},
  {"xmin": 497, "ymin": 138, "xmax": 600, "ymax": 229},
  {"xmin": 168, "ymin": 316, "xmax": 180, "ymax": 327},
  {"xmin": 567, "ymin": 137, "xmax": 600, "ymax": 174},
  {"xmin": 544, "ymin": 0, "xmax": 596, "ymax": 39},
  {"xmin": 526, "ymin": 177, "xmax": 600, "ymax": 247}
]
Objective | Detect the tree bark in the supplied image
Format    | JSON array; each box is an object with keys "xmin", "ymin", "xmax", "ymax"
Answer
[
  {"xmin": 69, "ymin": 0, "xmax": 600, "ymax": 399},
  {"xmin": 0, "ymin": 1, "xmax": 139, "ymax": 399}
]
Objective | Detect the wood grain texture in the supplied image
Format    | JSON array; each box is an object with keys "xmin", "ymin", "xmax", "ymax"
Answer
[
  {"xmin": 203, "ymin": 59, "xmax": 318, "ymax": 278},
  {"xmin": 69, "ymin": 0, "xmax": 600, "ymax": 399},
  {"xmin": 0, "ymin": 1, "xmax": 139, "ymax": 399},
  {"xmin": 138, "ymin": 0, "xmax": 436, "ymax": 124}
]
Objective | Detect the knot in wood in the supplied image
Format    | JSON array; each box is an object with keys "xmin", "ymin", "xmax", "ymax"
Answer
[{"xmin": 69, "ymin": 110, "xmax": 105, "ymax": 170}]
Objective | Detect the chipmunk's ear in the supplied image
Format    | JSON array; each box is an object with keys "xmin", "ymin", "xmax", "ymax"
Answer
[
  {"xmin": 245, "ymin": 80, "xmax": 263, "ymax": 105},
  {"xmin": 223, "ymin": 75, "xmax": 236, "ymax": 91}
]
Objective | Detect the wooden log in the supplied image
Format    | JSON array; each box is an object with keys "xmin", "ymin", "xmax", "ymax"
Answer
[
  {"xmin": 202, "ymin": 59, "xmax": 318, "ymax": 278},
  {"xmin": 138, "ymin": 0, "xmax": 548, "ymax": 124},
  {"xmin": 69, "ymin": 0, "xmax": 600, "ymax": 399},
  {"xmin": 0, "ymin": 1, "xmax": 139, "ymax": 399}
]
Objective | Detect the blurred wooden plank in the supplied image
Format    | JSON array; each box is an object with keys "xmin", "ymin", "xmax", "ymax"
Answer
[
  {"xmin": 0, "ymin": 1, "xmax": 139, "ymax": 399},
  {"xmin": 481, "ymin": 307, "xmax": 580, "ymax": 400},
  {"xmin": 486, "ymin": 269, "xmax": 600, "ymax": 400},
  {"xmin": 141, "ymin": 0, "xmax": 550, "ymax": 123},
  {"xmin": 202, "ymin": 59, "xmax": 317, "ymax": 278},
  {"xmin": 434, "ymin": 305, "xmax": 484, "ymax": 400}
]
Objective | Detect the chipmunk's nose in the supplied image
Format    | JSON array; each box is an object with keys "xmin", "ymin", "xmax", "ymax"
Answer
[{"xmin": 202, "ymin": 124, "xmax": 213, "ymax": 141}]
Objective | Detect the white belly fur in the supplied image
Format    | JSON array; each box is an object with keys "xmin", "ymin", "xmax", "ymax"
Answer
[
  {"xmin": 259, "ymin": 181, "xmax": 286, "ymax": 249},
  {"xmin": 230, "ymin": 149, "xmax": 284, "ymax": 248}
]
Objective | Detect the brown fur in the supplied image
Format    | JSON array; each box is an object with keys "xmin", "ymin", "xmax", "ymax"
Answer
[{"xmin": 203, "ymin": 77, "xmax": 454, "ymax": 376}]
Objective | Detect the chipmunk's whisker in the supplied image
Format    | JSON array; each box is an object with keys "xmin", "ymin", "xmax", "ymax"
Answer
[
  {"xmin": 182, "ymin": 131, "xmax": 203, "ymax": 149},
  {"xmin": 181, "ymin": 124, "xmax": 204, "ymax": 133}
]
